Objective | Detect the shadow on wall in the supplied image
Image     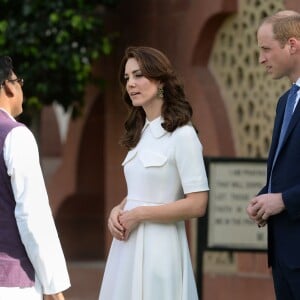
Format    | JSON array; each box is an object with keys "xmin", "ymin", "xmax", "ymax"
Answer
[
  {"xmin": 55, "ymin": 95, "xmax": 106, "ymax": 261},
  {"xmin": 56, "ymin": 194, "xmax": 105, "ymax": 260}
]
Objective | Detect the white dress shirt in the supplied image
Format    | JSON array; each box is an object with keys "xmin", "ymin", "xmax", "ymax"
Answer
[
  {"xmin": 1, "ymin": 109, "xmax": 70, "ymax": 296},
  {"xmin": 292, "ymin": 78, "xmax": 300, "ymax": 111}
]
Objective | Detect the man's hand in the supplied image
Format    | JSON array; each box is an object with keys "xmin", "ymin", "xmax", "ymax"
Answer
[
  {"xmin": 43, "ymin": 293, "xmax": 65, "ymax": 300},
  {"xmin": 246, "ymin": 193, "xmax": 285, "ymax": 226}
]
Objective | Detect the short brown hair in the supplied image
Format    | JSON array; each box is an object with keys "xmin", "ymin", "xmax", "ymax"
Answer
[{"xmin": 261, "ymin": 11, "xmax": 300, "ymax": 47}]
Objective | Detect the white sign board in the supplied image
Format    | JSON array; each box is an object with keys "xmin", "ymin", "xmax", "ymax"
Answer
[{"xmin": 207, "ymin": 159, "xmax": 267, "ymax": 250}]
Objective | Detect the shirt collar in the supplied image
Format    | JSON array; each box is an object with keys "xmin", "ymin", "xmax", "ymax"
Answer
[{"xmin": 142, "ymin": 116, "xmax": 168, "ymax": 138}]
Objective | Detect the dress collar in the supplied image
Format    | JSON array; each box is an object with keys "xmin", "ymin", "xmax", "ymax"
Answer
[{"xmin": 142, "ymin": 116, "xmax": 168, "ymax": 138}]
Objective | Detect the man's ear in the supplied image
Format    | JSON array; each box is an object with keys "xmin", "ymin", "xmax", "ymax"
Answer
[
  {"xmin": 287, "ymin": 38, "xmax": 300, "ymax": 54},
  {"xmin": 2, "ymin": 81, "xmax": 14, "ymax": 98}
]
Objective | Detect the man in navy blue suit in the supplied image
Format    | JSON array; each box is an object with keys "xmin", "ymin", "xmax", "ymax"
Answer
[{"xmin": 247, "ymin": 10, "xmax": 300, "ymax": 300}]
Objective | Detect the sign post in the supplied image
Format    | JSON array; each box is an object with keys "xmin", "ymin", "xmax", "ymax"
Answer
[{"xmin": 197, "ymin": 157, "xmax": 267, "ymax": 298}]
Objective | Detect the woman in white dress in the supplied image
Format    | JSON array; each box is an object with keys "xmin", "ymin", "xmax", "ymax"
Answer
[{"xmin": 99, "ymin": 46, "xmax": 209, "ymax": 300}]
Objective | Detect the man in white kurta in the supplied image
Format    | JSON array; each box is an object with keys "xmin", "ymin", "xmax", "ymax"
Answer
[{"xmin": 0, "ymin": 56, "xmax": 70, "ymax": 299}]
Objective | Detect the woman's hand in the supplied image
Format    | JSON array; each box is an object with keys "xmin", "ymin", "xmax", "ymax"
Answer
[
  {"xmin": 119, "ymin": 207, "xmax": 142, "ymax": 240},
  {"xmin": 108, "ymin": 204, "xmax": 125, "ymax": 240}
]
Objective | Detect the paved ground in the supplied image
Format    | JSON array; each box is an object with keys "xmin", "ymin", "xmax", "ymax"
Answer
[{"xmin": 64, "ymin": 261, "xmax": 105, "ymax": 300}]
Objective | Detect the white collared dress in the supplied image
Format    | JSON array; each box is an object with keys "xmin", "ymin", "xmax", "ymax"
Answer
[{"xmin": 99, "ymin": 116, "xmax": 209, "ymax": 300}]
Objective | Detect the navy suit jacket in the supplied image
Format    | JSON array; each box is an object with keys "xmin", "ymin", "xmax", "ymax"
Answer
[{"xmin": 259, "ymin": 87, "xmax": 300, "ymax": 268}]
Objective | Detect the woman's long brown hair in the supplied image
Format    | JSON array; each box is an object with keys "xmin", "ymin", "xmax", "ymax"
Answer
[{"xmin": 119, "ymin": 46, "xmax": 193, "ymax": 150}]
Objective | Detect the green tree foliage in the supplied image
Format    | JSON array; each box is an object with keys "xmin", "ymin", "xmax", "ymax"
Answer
[{"xmin": 0, "ymin": 0, "xmax": 119, "ymax": 119}]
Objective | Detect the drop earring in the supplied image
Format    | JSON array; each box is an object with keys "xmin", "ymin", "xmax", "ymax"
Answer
[{"xmin": 157, "ymin": 87, "xmax": 164, "ymax": 99}]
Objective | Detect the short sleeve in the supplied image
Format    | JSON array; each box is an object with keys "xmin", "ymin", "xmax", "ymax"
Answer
[{"xmin": 174, "ymin": 125, "xmax": 209, "ymax": 194}]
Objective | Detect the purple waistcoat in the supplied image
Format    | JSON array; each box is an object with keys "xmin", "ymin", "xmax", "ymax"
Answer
[{"xmin": 0, "ymin": 110, "xmax": 35, "ymax": 287}]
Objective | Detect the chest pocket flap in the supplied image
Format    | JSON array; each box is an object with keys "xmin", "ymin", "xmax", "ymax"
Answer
[
  {"xmin": 121, "ymin": 148, "xmax": 138, "ymax": 166},
  {"xmin": 139, "ymin": 150, "xmax": 168, "ymax": 167}
]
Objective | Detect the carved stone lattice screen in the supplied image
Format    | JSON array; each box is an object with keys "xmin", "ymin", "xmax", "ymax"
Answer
[{"xmin": 209, "ymin": 0, "xmax": 290, "ymax": 158}]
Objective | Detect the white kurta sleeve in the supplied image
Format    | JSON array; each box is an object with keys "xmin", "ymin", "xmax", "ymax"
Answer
[
  {"xmin": 4, "ymin": 126, "xmax": 71, "ymax": 294},
  {"xmin": 174, "ymin": 125, "xmax": 209, "ymax": 194}
]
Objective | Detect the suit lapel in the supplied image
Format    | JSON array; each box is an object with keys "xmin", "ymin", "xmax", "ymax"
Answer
[
  {"xmin": 282, "ymin": 98, "xmax": 300, "ymax": 144},
  {"xmin": 268, "ymin": 94, "xmax": 286, "ymax": 168},
  {"xmin": 270, "ymin": 89, "xmax": 300, "ymax": 165}
]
